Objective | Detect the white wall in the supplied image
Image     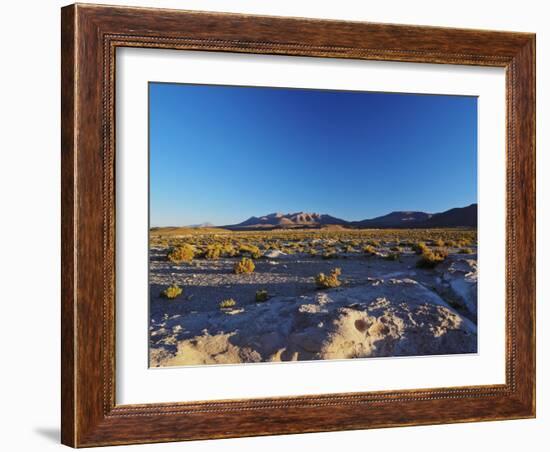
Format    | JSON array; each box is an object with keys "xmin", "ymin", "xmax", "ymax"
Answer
[{"xmin": 0, "ymin": 1, "xmax": 546, "ymax": 450}]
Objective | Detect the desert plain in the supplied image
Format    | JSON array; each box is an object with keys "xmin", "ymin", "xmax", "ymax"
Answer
[{"xmin": 149, "ymin": 221, "xmax": 478, "ymax": 367}]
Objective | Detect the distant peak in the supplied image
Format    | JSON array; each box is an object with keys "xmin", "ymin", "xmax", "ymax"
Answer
[{"xmin": 228, "ymin": 211, "xmax": 346, "ymax": 228}]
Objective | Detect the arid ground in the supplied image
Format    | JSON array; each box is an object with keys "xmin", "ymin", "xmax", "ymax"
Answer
[{"xmin": 149, "ymin": 228, "xmax": 477, "ymax": 367}]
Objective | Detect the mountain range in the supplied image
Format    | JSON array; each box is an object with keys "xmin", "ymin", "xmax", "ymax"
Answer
[
  {"xmin": 230, "ymin": 212, "xmax": 348, "ymax": 228},
  {"xmin": 218, "ymin": 203, "xmax": 477, "ymax": 230}
]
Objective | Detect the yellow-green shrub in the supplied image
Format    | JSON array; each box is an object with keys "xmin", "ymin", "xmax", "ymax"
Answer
[
  {"xmin": 204, "ymin": 244, "xmax": 222, "ymax": 260},
  {"xmin": 416, "ymin": 248, "xmax": 448, "ymax": 268},
  {"xmin": 315, "ymin": 268, "xmax": 342, "ymax": 289},
  {"xmin": 322, "ymin": 249, "xmax": 338, "ymax": 259},
  {"xmin": 167, "ymin": 244, "xmax": 194, "ymax": 263},
  {"xmin": 239, "ymin": 244, "xmax": 261, "ymax": 259},
  {"xmin": 219, "ymin": 298, "xmax": 236, "ymax": 309},
  {"xmin": 255, "ymin": 289, "xmax": 269, "ymax": 302},
  {"xmin": 412, "ymin": 241, "xmax": 429, "ymax": 255},
  {"xmin": 161, "ymin": 284, "xmax": 183, "ymax": 299},
  {"xmin": 221, "ymin": 244, "xmax": 237, "ymax": 257},
  {"xmin": 363, "ymin": 245, "xmax": 377, "ymax": 255},
  {"xmin": 234, "ymin": 257, "xmax": 255, "ymax": 274},
  {"xmin": 384, "ymin": 252, "xmax": 401, "ymax": 261}
]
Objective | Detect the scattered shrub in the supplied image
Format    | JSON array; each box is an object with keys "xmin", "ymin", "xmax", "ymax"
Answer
[
  {"xmin": 416, "ymin": 248, "xmax": 448, "ymax": 268},
  {"xmin": 315, "ymin": 268, "xmax": 342, "ymax": 289},
  {"xmin": 255, "ymin": 289, "xmax": 269, "ymax": 302},
  {"xmin": 239, "ymin": 244, "xmax": 261, "ymax": 259},
  {"xmin": 161, "ymin": 284, "xmax": 183, "ymax": 299},
  {"xmin": 204, "ymin": 244, "xmax": 222, "ymax": 259},
  {"xmin": 459, "ymin": 247, "xmax": 474, "ymax": 254},
  {"xmin": 219, "ymin": 298, "xmax": 236, "ymax": 309},
  {"xmin": 234, "ymin": 257, "xmax": 255, "ymax": 274},
  {"xmin": 155, "ymin": 230, "xmax": 476, "ymax": 269},
  {"xmin": 322, "ymin": 248, "xmax": 338, "ymax": 259},
  {"xmin": 363, "ymin": 245, "xmax": 377, "ymax": 255},
  {"xmin": 167, "ymin": 244, "xmax": 194, "ymax": 263},
  {"xmin": 384, "ymin": 252, "xmax": 401, "ymax": 261},
  {"xmin": 222, "ymin": 244, "xmax": 237, "ymax": 257},
  {"xmin": 412, "ymin": 241, "xmax": 429, "ymax": 255}
]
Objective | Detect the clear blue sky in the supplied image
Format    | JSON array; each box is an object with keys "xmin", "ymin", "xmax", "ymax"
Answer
[{"xmin": 149, "ymin": 82, "xmax": 477, "ymax": 227}]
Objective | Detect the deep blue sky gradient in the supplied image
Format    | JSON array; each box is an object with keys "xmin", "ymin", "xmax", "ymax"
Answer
[{"xmin": 149, "ymin": 83, "xmax": 477, "ymax": 227}]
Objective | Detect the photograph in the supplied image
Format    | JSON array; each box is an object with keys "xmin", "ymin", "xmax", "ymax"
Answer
[{"xmin": 148, "ymin": 83, "xmax": 479, "ymax": 367}]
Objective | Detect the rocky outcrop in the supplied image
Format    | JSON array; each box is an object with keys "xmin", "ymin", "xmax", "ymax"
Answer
[
  {"xmin": 150, "ymin": 275, "xmax": 477, "ymax": 367},
  {"xmin": 437, "ymin": 257, "xmax": 478, "ymax": 321}
]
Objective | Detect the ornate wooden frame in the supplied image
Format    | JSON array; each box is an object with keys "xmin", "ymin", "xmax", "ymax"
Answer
[{"xmin": 61, "ymin": 3, "xmax": 535, "ymax": 447}]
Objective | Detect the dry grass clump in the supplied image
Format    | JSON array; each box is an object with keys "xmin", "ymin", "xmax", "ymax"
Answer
[
  {"xmin": 412, "ymin": 241, "xmax": 429, "ymax": 255},
  {"xmin": 167, "ymin": 244, "xmax": 194, "ymax": 263},
  {"xmin": 222, "ymin": 243, "xmax": 237, "ymax": 256},
  {"xmin": 315, "ymin": 268, "xmax": 342, "ymax": 289},
  {"xmin": 161, "ymin": 284, "xmax": 183, "ymax": 299},
  {"xmin": 234, "ymin": 257, "xmax": 255, "ymax": 274},
  {"xmin": 255, "ymin": 289, "xmax": 269, "ymax": 302},
  {"xmin": 384, "ymin": 252, "xmax": 401, "ymax": 261},
  {"xmin": 416, "ymin": 248, "xmax": 448, "ymax": 268},
  {"xmin": 239, "ymin": 244, "xmax": 262, "ymax": 259},
  {"xmin": 219, "ymin": 298, "xmax": 236, "ymax": 309},
  {"xmin": 459, "ymin": 247, "xmax": 474, "ymax": 254},
  {"xmin": 322, "ymin": 247, "xmax": 338, "ymax": 259},
  {"xmin": 363, "ymin": 245, "xmax": 377, "ymax": 255},
  {"xmin": 204, "ymin": 244, "xmax": 222, "ymax": 259}
]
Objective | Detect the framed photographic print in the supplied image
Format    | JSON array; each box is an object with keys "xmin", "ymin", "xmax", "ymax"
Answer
[{"xmin": 61, "ymin": 3, "xmax": 536, "ymax": 447}]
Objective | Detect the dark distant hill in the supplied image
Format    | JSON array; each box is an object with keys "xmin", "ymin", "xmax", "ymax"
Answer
[
  {"xmin": 219, "ymin": 204, "xmax": 477, "ymax": 230},
  {"xmin": 423, "ymin": 203, "xmax": 477, "ymax": 228},
  {"xmin": 352, "ymin": 211, "xmax": 432, "ymax": 228},
  {"xmin": 353, "ymin": 204, "xmax": 477, "ymax": 229}
]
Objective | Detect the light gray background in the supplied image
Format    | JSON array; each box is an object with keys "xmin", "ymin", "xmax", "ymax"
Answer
[{"xmin": 0, "ymin": 1, "xmax": 546, "ymax": 451}]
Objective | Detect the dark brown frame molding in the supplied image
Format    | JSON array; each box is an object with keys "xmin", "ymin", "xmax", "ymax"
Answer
[{"xmin": 61, "ymin": 3, "xmax": 536, "ymax": 447}]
